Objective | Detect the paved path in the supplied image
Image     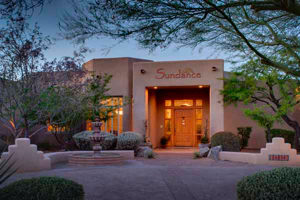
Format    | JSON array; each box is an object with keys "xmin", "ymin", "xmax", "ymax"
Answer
[{"xmin": 4, "ymin": 153, "xmax": 275, "ymax": 200}]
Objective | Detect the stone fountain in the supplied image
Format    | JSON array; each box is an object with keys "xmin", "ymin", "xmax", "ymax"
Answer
[{"xmin": 69, "ymin": 117, "xmax": 123, "ymax": 165}]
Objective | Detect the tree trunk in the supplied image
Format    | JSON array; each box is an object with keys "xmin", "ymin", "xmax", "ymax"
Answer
[
  {"xmin": 294, "ymin": 126, "xmax": 300, "ymax": 150},
  {"xmin": 281, "ymin": 115, "xmax": 300, "ymax": 150},
  {"xmin": 266, "ymin": 127, "xmax": 272, "ymax": 143}
]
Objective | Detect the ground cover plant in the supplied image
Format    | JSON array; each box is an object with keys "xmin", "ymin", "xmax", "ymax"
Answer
[{"xmin": 0, "ymin": 176, "xmax": 84, "ymax": 200}]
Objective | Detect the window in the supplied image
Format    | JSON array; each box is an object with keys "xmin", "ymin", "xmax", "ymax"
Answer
[
  {"xmin": 86, "ymin": 97, "xmax": 123, "ymax": 135},
  {"xmin": 165, "ymin": 100, "xmax": 172, "ymax": 107},
  {"xmin": 196, "ymin": 109, "xmax": 203, "ymax": 134},
  {"xmin": 174, "ymin": 99, "xmax": 193, "ymax": 107},
  {"xmin": 196, "ymin": 99, "xmax": 203, "ymax": 107},
  {"xmin": 164, "ymin": 109, "xmax": 172, "ymax": 135},
  {"xmin": 103, "ymin": 97, "xmax": 123, "ymax": 135}
]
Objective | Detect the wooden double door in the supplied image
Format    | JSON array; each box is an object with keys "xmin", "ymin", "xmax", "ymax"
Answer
[{"xmin": 174, "ymin": 109, "xmax": 194, "ymax": 146}]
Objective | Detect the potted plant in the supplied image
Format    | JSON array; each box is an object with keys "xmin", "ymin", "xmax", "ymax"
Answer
[{"xmin": 160, "ymin": 136, "xmax": 168, "ymax": 148}]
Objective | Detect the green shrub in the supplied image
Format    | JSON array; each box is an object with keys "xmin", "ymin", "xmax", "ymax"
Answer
[
  {"xmin": 37, "ymin": 142, "xmax": 52, "ymax": 151},
  {"xmin": 266, "ymin": 129, "xmax": 295, "ymax": 146},
  {"xmin": 160, "ymin": 136, "xmax": 168, "ymax": 147},
  {"xmin": 73, "ymin": 131, "xmax": 116, "ymax": 150},
  {"xmin": 117, "ymin": 132, "xmax": 142, "ymax": 150},
  {"xmin": 0, "ymin": 176, "xmax": 84, "ymax": 200},
  {"xmin": 237, "ymin": 127, "xmax": 252, "ymax": 149},
  {"xmin": 200, "ymin": 136, "xmax": 209, "ymax": 144},
  {"xmin": 237, "ymin": 167, "xmax": 300, "ymax": 200},
  {"xmin": 193, "ymin": 152, "xmax": 201, "ymax": 159},
  {"xmin": 101, "ymin": 134, "xmax": 117, "ymax": 150},
  {"xmin": 211, "ymin": 131, "xmax": 240, "ymax": 152}
]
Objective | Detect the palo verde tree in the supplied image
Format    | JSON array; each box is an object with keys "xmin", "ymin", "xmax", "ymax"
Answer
[
  {"xmin": 60, "ymin": 0, "xmax": 300, "ymax": 77},
  {"xmin": 221, "ymin": 59, "xmax": 300, "ymax": 148}
]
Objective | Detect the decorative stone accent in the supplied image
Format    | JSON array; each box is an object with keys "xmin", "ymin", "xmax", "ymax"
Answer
[
  {"xmin": 219, "ymin": 137, "xmax": 300, "ymax": 166},
  {"xmin": 136, "ymin": 146, "xmax": 152, "ymax": 157},
  {"xmin": 1, "ymin": 138, "xmax": 51, "ymax": 172},
  {"xmin": 199, "ymin": 147, "xmax": 210, "ymax": 157},
  {"xmin": 208, "ymin": 145, "xmax": 222, "ymax": 160}
]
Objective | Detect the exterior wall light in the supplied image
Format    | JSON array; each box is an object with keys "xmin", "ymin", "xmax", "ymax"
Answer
[
  {"xmin": 140, "ymin": 69, "xmax": 146, "ymax": 74},
  {"xmin": 212, "ymin": 66, "xmax": 217, "ymax": 71},
  {"xmin": 198, "ymin": 85, "xmax": 203, "ymax": 88},
  {"xmin": 154, "ymin": 86, "xmax": 158, "ymax": 89}
]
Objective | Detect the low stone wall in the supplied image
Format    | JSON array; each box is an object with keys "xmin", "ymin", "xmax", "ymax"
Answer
[
  {"xmin": 45, "ymin": 150, "xmax": 135, "ymax": 166},
  {"xmin": 219, "ymin": 137, "xmax": 300, "ymax": 166},
  {"xmin": 1, "ymin": 138, "xmax": 51, "ymax": 173}
]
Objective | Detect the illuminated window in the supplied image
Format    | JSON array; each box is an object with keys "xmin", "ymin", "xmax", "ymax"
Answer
[
  {"xmin": 174, "ymin": 99, "xmax": 193, "ymax": 107},
  {"xmin": 196, "ymin": 100, "xmax": 203, "ymax": 107},
  {"xmin": 165, "ymin": 100, "xmax": 172, "ymax": 107},
  {"xmin": 164, "ymin": 109, "xmax": 172, "ymax": 136},
  {"xmin": 165, "ymin": 109, "xmax": 172, "ymax": 119},
  {"xmin": 87, "ymin": 97, "xmax": 123, "ymax": 135},
  {"xmin": 103, "ymin": 97, "xmax": 123, "ymax": 135},
  {"xmin": 196, "ymin": 108, "xmax": 203, "ymax": 135}
]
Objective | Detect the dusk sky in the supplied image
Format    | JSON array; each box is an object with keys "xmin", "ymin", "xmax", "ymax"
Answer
[{"xmin": 30, "ymin": 1, "xmax": 231, "ymax": 70}]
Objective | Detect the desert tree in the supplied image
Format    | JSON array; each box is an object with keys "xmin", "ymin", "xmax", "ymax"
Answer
[
  {"xmin": 60, "ymin": 0, "xmax": 300, "ymax": 76},
  {"xmin": 221, "ymin": 59, "xmax": 300, "ymax": 148},
  {"xmin": 0, "ymin": 18, "xmax": 86, "ymax": 140}
]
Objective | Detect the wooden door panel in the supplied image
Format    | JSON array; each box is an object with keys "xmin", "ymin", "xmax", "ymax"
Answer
[{"xmin": 174, "ymin": 109, "xmax": 194, "ymax": 146}]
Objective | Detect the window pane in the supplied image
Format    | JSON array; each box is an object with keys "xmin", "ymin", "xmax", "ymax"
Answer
[
  {"xmin": 96, "ymin": 97, "xmax": 123, "ymax": 135},
  {"xmin": 196, "ymin": 119, "xmax": 202, "ymax": 134},
  {"xmin": 165, "ymin": 109, "xmax": 172, "ymax": 119},
  {"xmin": 165, "ymin": 120, "xmax": 171, "ymax": 133},
  {"xmin": 196, "ymin": 109, "xmax": 203, "ymax": 119},
  {"xmin": 196, "ymin": 100, "xmax": 203, "ymax": 107},
  {"xmin": 165, "ymin": 100, "xmax": 172, "ymax": 107},
  {"xmin": 174, "ymin": 99, "xmax": 193, "ymax": 107}
]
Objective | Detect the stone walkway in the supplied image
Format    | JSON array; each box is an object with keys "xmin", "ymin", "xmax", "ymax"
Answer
[{"xmin": 4, "ymin": 153, "xmax": 275, "ymax": 200}]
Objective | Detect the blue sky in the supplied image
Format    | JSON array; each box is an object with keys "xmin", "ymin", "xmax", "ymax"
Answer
[{"xmin": 30, "ymin": 1, "xmax": 232, "ymax": 71}]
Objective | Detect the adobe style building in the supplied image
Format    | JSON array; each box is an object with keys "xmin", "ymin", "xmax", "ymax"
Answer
[{"xmin": 83, "ymin": 57, "xmax": 293, "ymax": 149}]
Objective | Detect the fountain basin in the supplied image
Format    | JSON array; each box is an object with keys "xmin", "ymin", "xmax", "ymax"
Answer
[{"xmin": 69, "ymin": 152, "xmax": 124, "ymax": 165}]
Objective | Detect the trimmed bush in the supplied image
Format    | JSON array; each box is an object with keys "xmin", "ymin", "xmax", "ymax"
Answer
[
  {"xmin": 237, "ymin": 167, "xmax": 300, "ymax": 200},
  {"xmin": 237, "ymin": 127, "xmax": 252, "ymax": 149},
  {"xmin": 117, "ymin": 132, "xmax": 143, "ymax": 150},
  {"xmin": 102, "ymin": 134, "xmax": 117, "ymax": 150},
  {"xmin": 0, "ymin": 176, "xmax": 84, "ymax": 200},
  {"xmin": 211, "ymin": 131, "xmax": 240, "ymax": 152},
  {"xmin": 266, "ymin": 129, "xmax": 295, "ymax": 146},
  {"xmin": 73, "ymin": 131, "xmax": 117, "ymax": 150}
]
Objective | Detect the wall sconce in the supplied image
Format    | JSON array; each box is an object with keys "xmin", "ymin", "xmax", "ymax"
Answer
[
  {"xmin": 140, "ymin": 69, "xmax": 146, "ymax": 74},
  {"xmin": 212, "ymin": 66, "xmax": 217, "ymax": 71}
]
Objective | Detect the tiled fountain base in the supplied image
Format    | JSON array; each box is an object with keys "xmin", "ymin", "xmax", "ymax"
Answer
[{"xmin": 69, "ymin": 152, "xmax": 124, "ymax": 165}]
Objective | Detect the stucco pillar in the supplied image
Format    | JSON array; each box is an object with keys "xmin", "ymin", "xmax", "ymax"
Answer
[
  {"xmin": 209, "ymin": 84, "xmax": 224, "ymax": 136},
  {"xmin": 133, "ymin": 86, "xmax": 147, "ymax": 136}
]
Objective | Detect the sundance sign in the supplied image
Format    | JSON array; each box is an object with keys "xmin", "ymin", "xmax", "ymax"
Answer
[{"xmin": 155, "ymin": 68, "xmax": 201, "ymax": 79}]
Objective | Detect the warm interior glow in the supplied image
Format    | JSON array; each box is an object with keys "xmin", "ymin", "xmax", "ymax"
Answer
[
  {"xmin": 198, "ymin": 85, "xmax": 203, "ymax": 88},
  {"xmin": 153, "ymin": 86, "xmax": 158, "ymax": 89}
]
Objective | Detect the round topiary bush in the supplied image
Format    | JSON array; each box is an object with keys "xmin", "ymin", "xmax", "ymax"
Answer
[
  {"xmin": 237, "ymin": 167, "xmax": 300, "ymax": 200},
  {"xmin": 73, "ymin": 131, "xmax": 117, "ymax": 150},
  {"xmin": 0, "ymin": 176, "xmax": 84, "ymax": 200},
  {"xmin": 117, "ymin": 132, "xmax": 143, "ymax": 150},
  {"xmin": 211, "ymin": 131, "xmax": 240, "ymax": 152}
]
